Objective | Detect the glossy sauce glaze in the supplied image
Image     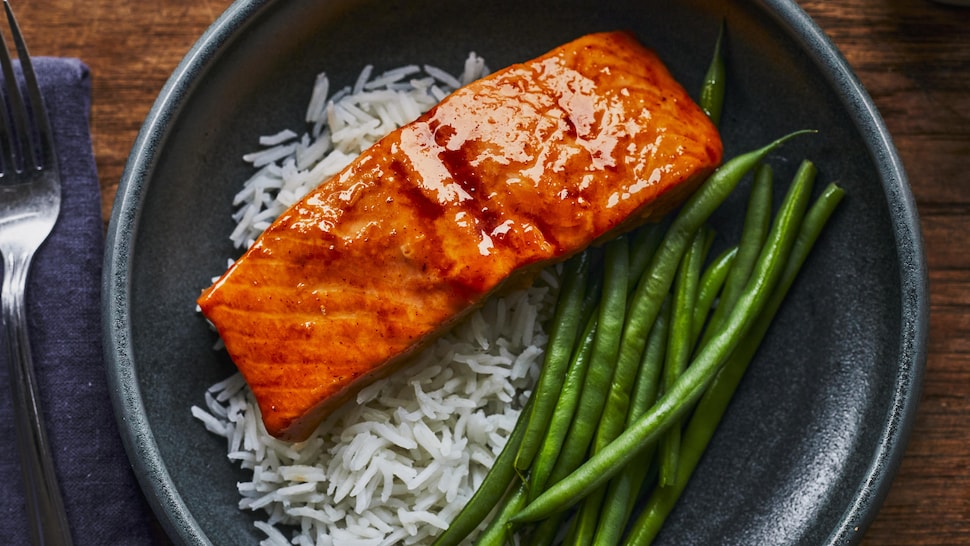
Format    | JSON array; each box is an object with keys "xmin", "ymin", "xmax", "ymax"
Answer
[{"xmin": 197, "ymin": 31, "xmax": 722, "ymax": 441}]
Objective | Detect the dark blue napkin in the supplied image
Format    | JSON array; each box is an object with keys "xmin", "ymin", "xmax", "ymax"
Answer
[{"xmin": 0, "ymin": 58, "xmax": 161, "ymax": 545}]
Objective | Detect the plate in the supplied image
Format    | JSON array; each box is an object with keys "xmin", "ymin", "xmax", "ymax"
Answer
[{"xmin": 103, "ymin": 0, "xmax": 928, "ymax": 544}]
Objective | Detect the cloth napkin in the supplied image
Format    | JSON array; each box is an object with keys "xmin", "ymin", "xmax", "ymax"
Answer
[{"xmin": 0, "ymin": 58, "xmax": 162, "ymax": 545}]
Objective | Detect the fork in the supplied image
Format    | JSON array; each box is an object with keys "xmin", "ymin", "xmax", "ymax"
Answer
[{"xmin": 0, "ymin": 1, "xmax": 73, "ymax": 544}]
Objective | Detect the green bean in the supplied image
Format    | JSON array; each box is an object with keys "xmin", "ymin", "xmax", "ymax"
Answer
[
  {"xmin": 515, "ymin": 251, "xmax": 592, "ymax": 476},
  {"xmin": 691, "ymin": 245, "xmax": 738, "ymax": 344},
  {"xmin": 594, "ymin": 226, "xmax": 693, "ymax": 457},
  {"xmin": 699, "ymin": 163, "xmax": 773, "ymax": 348},
  {"xmin": 590, "ymin": 299, "xmax": 671, "ymax": 546},
  {"xmin": 628, "ymin": 222, "xmax": 667, "ymax": 294},
  {"xmin": 582, "ymin": 254, "xmax": 606, "ymax": 321},
  {"xmin": 568, "ymin": 484, "xmax": 606, "ymax": 546},
  {"xmin": 700, "ymin": 20, "xmax": 726, "ymax": 126},
  {"xmin": 625, "ymin": 176, "xmax": 843, "ymax": 546},
  {"xmin": 627, "ymin": 298, "xmax": 672, "ymax": 427},
  {"xmin": 523, "ymin": 511, "xmax": 564, "ymax": 546},
  {"xmin": 589, "ymin": 224, "xmax": 670, "ymax": 455},
  {"xmin": 527, "ymin": 312, "xmax": 598, "ymax": 498},
  {"xmin": 472, "ymin": 483, "xmax": 528, "ymax": 546},
  {"xmin": 509, "ymin": 143, "xmax": 815, "ymax": 525},
  {"xmin": 657, "ymin": 228, "xmax": 707, "ymax": 486},
  {"xmin": 578, "ymin": 273, "xmax": 675, "ymax": 546},
  {"xmin": 542, "ymin": 238, "xmax": 629, "ymax": 486},
  {"xmin": 432, "ymin": 396, "xmax": 535, "ymax": 546}
]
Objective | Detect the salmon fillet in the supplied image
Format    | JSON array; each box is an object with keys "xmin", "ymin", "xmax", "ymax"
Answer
[{"xmin": 198, "ymin": 31, "xmax": 723, "ymax": 441}]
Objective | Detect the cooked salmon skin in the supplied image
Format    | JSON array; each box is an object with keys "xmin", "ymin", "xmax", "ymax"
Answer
[{"xmin": 197, "ymin": 31, "xmax": 723, "ymax": 441}]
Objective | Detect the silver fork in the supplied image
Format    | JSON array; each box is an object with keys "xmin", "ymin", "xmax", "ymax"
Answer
[{"xmin": 0, "ymin": 1, "xmax": 73, "ymax": 544}]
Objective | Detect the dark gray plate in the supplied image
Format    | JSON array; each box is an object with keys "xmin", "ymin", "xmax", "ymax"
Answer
[{"xmin": 103, "ymin": 0, "xmax": 928, "ymax": 544}]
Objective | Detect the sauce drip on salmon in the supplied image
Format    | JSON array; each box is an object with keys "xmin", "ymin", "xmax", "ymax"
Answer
[{"xmin": 198, "ymin": 31, "xmax": 723, "ymax": 441}]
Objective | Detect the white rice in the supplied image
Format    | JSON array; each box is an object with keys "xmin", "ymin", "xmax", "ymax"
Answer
[{"xmin": 194, "ymin": 55, "xmax": 559, "ymax": 545}]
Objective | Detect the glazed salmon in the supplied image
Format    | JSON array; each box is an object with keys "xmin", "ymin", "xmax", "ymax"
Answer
[{"xmin": 198, "ymin": 31, "xmax": 723, "ymax": 441}]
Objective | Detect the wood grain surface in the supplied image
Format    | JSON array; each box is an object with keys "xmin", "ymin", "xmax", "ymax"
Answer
[{"xmin": 13, "ymin": 0, "xmax": 968, "ymax": 544}]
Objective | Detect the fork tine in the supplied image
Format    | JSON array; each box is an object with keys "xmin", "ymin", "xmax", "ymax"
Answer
[
  {"xmin": 0, "ymin": 15, "xmax": 22, "ymax": 175},
  {"xmin": 3, "ymin": 0, "xmax": 50, "ymax": 171},
  {"xmin": 0, "ymin": 25, "xmax": 28, "ymax": 174}
]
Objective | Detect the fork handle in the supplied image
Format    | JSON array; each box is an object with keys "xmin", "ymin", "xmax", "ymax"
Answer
[{"xmin": 3, "ymin": 251, "xmax": 73, "ymax": 546}]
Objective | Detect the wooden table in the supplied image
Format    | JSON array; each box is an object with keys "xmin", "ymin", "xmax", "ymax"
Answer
[{"xmin": 15, "ymin": 0, "xmax": 968, "ymax": 544}]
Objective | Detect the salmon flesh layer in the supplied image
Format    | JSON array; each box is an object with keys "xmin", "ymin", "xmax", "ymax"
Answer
[{"xmin": 197, "ymin": 31, "xmax": 723, "ymax": 441}]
